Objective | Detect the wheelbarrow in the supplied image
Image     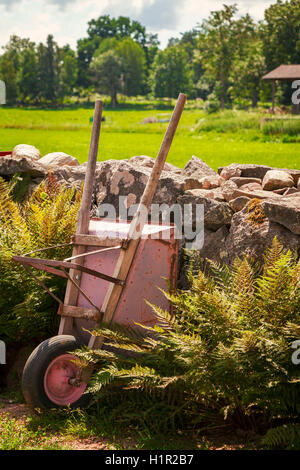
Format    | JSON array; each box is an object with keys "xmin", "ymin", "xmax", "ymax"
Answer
[{"xmin": 12, "ymin": 94, "xmax": 187, "ymax": 408}]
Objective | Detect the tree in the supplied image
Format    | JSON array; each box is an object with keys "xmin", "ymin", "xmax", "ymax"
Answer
[
  {"xmin": 230, "ymin": 37, "xmax": 266, "ymax": 107},
  {"xmin": 0, "ymin": 53, "xmax": 18, "ymax": 104},
  {"xmin": 262, "ymin": 0, "xmax": 300, "ymax": 105},
  {"xmin": 77, "ymin": 15, "xmax": 148, "ymax": 88},
  {"xmin": 149, "ymin": 46, "xmax": 190, "ymax": 98},
  {"xmin": 0, "ymin": 35, "xmax": 37, "ymax": 104},
  {"xmin": 198, "ymin": 5, "xmax": 255, "ymax": 109},
  {"xmin": 262, "ymin": 0, "xmax": 300, "ymax": 70},
  {"xmin": 19, "ymin": 47, "xmax": 39, "ymax": 103},
  {"xmin": 58, "ymin": 46, "xmax": 78, "ymax": 101},
  {"xmin": 90, "ymin": 50, "xmax": 123, "ymax": 107},
  {"xmin": 37, "ymin": 35, "xmax": 60, "ymax": 105},
  {"xmin": 116, "ymin": 38, "xmax": 146, "ymax": 96}
]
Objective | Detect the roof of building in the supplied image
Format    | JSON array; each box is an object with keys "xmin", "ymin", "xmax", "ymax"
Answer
[{"xmin": 262, "ymin": 65, "xmax": 300, "ymax": 80}]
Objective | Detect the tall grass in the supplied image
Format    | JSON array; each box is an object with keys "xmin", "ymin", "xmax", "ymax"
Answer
[
  {"xmin": 262, "ymin": 118, "xmax": 300, "ymax": 136},
  {"xmin": 193, "ymin": 110, "xmax": 261, "ymax": 133}
]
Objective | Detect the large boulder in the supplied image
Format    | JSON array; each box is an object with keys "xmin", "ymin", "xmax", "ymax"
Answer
[
  {"xmin": 0, "ymin": 155, "xmax": 46, "ymax": 177},
  {"xmin": 260, "ymin": 195, "xmax": 300, "ymax": 235},
  {"xmin": 12, "ymin": 144, "xmax": 41, "ymax": 161},
  {"xmin": 199, "ymin": 226, "xmax": 230, "ymax": 264},
  {"xmin": 177, "ymin": 193, "xmax": 233, "ymax": 231},
  {"xmin": 39, "ymin": 152, "xmax": 80, "ymax": 168},
  {"xmin": 225, "ymin": 205, "xmax": 300, "ymax": 264},
  {"xmin": 94, "ymin": 160, "xmax": 185, "ymax": 217},
  {"xmin": 262, "ymin": 169, "xmax": 294, "ymax": 191}
]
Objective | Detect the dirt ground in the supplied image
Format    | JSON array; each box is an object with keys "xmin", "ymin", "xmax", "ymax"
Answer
[
  {"xmin": 0, "ymin": 396, "xmax": 263, "ymax": 451},
  {"xmin": 0, "ymin": 397, "xmax": 114, "ymax": 450}
]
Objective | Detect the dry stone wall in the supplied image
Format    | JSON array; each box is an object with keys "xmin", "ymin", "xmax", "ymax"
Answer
[{"xmin": 1, "ymin": 145, "xmax": 300, "ymax": 270}]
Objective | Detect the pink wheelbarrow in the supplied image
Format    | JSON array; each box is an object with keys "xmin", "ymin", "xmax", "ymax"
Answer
[{"xmin": 12, "ymin": 94, "xmax": 187, "ymax": 408}]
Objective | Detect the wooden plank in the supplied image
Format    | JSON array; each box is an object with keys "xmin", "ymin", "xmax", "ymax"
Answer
[
  {"xmin": 59, "ymin": 305, "xmax": 102, "ymax": 321},
  {"xmin": 59, "ymin": 100, "xmax": 104, "ymax": 335},
  {"xmin": 72, "ymin": 234, "xmax": 123, "ymax": 247},
  {"xmin": 88, "ymin": 93, "xmax": 187, "ymax": 350}
]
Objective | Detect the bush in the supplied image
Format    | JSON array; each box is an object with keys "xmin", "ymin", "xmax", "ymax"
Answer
[
  {"xmin": 76, "ymin": 238, "xmax": 300, "ymax": 445},
  {"xmin": 0, "ymin": 174, "xmax": 81, "ymax": 345}
]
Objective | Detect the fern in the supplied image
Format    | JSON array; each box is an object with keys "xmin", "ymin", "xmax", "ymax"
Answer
[
  {"xmin": 75, "ymin": 238, "xmax": 300, "ymax": 436},
  {"xmin": 0, "ymin": 177, "xmax": 82, "ymax": 345},
  {"xmin": 262, "ymin": 424, "xmax": 300, "ymax": 449}
]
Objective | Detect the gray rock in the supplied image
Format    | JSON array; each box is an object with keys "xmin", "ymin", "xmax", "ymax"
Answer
[
  {"xmin": 219, "ymin": 163, "xmax": 300, "ymax": 183},
  {"xmin": 225, "ymin": 207, "xmax": 300, "ymax": 264},
  {"xmin": 260, "ymin": 196, "xmax": 300, "ymax": 235},
  {"xmin": 219, "ymin": 163, "xmax": 272, "ymax": 179},
  {"xmin": 199, "ymin": 226, "xmax": 230, "ymax": 264},
  {"xmin": 12, "ymin": 144, "xmax": 41, "ymax": 161},
  {"xmin": 230, "ymin": 177, "xmax": 262, "ymax": 187},
  {"xmin": 229, "ymin": 196, "xmax": 251, "ymax": 212},
  {"xmin": 0, "ymin": 155, "xmax": 46, "ymax": 177},
  {"xmin": 95, "ymin": 160, "xmax": 185, "ymax": 217},
  {"xmin": 177, "ymin": 193, "xmax": 233, "ymax": 231},
  {"xmin": 262, "ymin": 170, "xmax": 295, "ymax": 191}
]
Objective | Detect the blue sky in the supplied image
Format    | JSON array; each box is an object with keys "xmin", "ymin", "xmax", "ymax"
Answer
[{"xmin": 0, "ymin": 0, "xmax": 275, "ymax": 49}]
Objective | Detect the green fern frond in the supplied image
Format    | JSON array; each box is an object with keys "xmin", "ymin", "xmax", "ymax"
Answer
[{"xmin": 262, "ymin": 424, "xmax": 300, "ymax": 449}]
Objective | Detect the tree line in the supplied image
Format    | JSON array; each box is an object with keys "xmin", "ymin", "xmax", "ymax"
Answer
[{"xmin": 0, "ymin": 0, "xmax": 299, "ymax": 108}]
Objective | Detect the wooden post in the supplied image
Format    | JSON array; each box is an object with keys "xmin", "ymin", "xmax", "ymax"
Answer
[
  {"xmin": 59, "ymin": 100, "xmax": 103, "ymax": 335},
  {"xmin": 88, "ymin": 93, "xmax": 187, "ymax": 349},
  {"xmin": 272, "ymin": 80, "xmax": 276, "ymax": 114}
]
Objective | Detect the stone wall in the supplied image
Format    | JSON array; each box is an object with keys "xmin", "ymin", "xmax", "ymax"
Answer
[{"xmin": 1, "ymin": 145, "xmax": 300, "ymax": 269}]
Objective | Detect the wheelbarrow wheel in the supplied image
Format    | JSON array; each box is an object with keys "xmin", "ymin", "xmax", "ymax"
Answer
[{"xmin": 22, "ymin": 335, "xmax": 91, "ymax": 409}]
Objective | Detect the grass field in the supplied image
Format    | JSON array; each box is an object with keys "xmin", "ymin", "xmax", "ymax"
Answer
[{"xmin": 0, "ymin": 103, "xmax": 299, "ymax": 170}]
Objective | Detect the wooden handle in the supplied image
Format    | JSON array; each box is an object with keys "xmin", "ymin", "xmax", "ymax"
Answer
[
  {"xmin": 88, "ymin": 93, "xmax": 187, "ymax": 350},
  {"xmin": 76, "ymin": 100, "xmax": 103, "ymax": 235},
  {"xmin": 128, "ymin": 92, "xmax": 187, "ymax": 239}
]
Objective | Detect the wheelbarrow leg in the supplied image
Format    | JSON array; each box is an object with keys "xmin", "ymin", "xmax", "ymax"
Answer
[{"xmin": 59, "ymin": 100, "xmax": 104, "ymax": 336}]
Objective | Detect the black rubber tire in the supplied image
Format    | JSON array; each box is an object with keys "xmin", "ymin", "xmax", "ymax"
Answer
[{"xmin": 22, "ymin": 335, "xmax": 91, "ymax": 409}]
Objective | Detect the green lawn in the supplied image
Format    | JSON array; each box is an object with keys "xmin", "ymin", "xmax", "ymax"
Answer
[{"xmin": 0, "ymin": 105, "xmax": 299, "ymax": 170}]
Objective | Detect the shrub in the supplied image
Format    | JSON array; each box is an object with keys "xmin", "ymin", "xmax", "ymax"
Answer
[
  {"xmin": 0, "ymin": 175, "xmax": 82, "ymax": 345},
  {"xmin": 76, "ymin": 238, "xmax": 300, "ymax": 445}
]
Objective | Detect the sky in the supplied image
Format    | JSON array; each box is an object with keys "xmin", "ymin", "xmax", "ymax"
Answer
[{"xmin": 0, "ymin": 0, "xmax": 275, "ymax": 50}]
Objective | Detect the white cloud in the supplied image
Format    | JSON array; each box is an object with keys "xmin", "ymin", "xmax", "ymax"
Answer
[{"xmin": 0, "ymin": 0, "xmax": 275, "ymax": 50}]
